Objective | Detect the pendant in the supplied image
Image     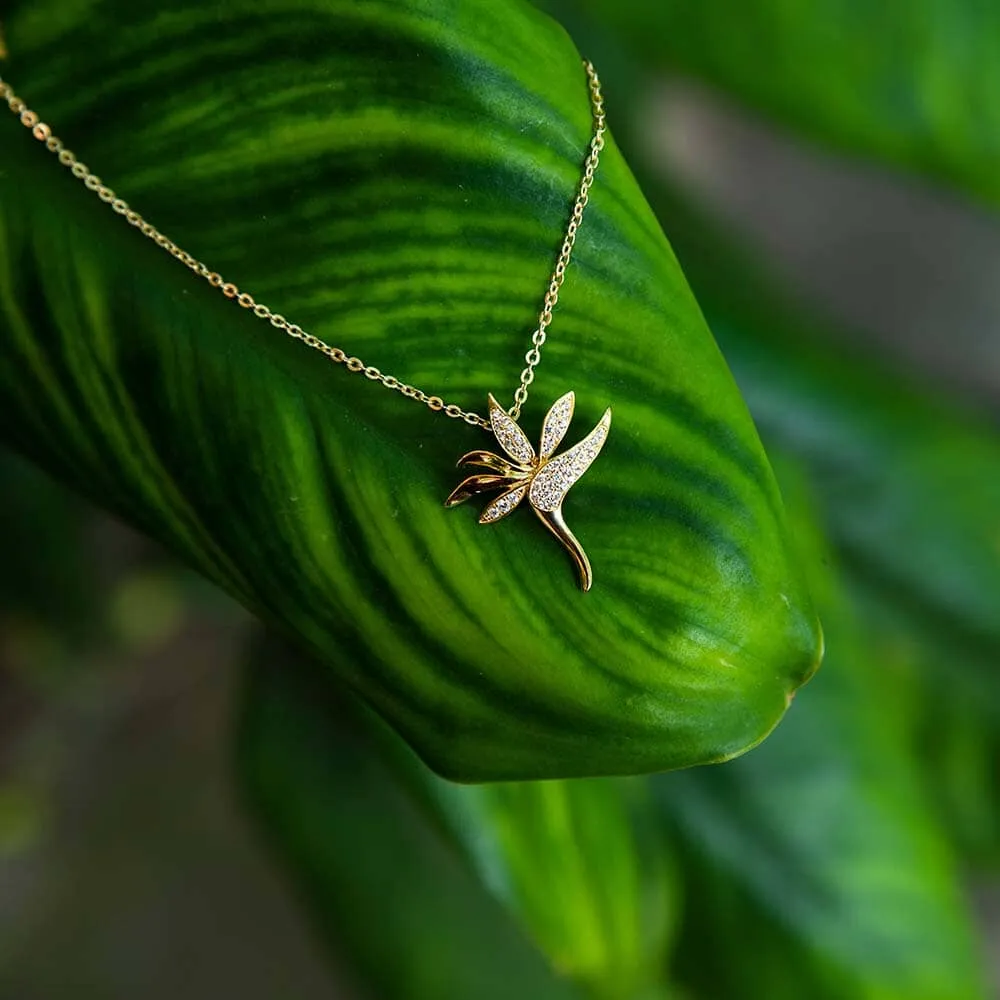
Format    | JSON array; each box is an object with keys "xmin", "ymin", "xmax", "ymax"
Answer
[{"xmin": 444, "ymin": 391, "xmax": 612, "ymax": 591}]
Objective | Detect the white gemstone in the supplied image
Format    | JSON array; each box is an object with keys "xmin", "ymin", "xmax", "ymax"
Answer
[
  {"xmin": 539, "ymin": 392, "xmax": 575, "ymax": 460},
  {"xmin": 488, "ymin": 395, "xmax": 535, "ymax": 466},
  {"xmin": 529, "ymin": 408, "xmax": 611, "ymax": 512},
  {"xmin": 479, "ymin": 482, "xmax": 529, "ymax": 523}
]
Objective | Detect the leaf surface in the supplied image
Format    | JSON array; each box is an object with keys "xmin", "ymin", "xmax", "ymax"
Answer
[
  {"xmin": 240, "ymin": 637, "xmax": 677, "ymax": 1000},
  {"xmin": 638, "ymin": 178, "xmax": 1000, "ymax": 718},
  {"xmin": 0, "ymin": 0, "xmax": 819, "ymax": 779},
  {"xmin": 569, "ymin": 0, "xmax": 1000, "ymax": 206},
  {"xmin": 657, "ymin": 464, "xmax": 987, "ymax": 1000}
]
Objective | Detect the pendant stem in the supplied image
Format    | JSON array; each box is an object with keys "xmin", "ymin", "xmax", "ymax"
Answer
[{"xmin": 534, "ymin": 506, "xmax": 593, "ymax": 592}]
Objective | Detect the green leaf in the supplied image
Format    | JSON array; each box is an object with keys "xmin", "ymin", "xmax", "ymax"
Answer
[
  {"xmin": 613, "ymin": 158, "xmax": 1000, "ymax": 873},
  {"xmin": 647, "ymin": 184, "xmax": 1000, "ymax": 720},
  {"xmin": 657, "ymin": 462, "xmax": 988, "ymax": 1000},
  {"xmin": 239, "ymin": 636, "xmax": 678, "ymax": 1000},
  {"xmin": 848, "ymin": 582, "xmax": 1000, "ymax": 865},
  {"xmin": 0, "ymin": 0, "xmax": 820, "ymax": 779},
  {"xmin": 567, "ymin": 0, "xmax": 1000, "ymax": 206},
  {"xmin": 239, "ymin": 651, "xmax": 581, "ymax": 1000},
  {"xmin": 415, "ymin": 778, "xmax": 677, "ymax": 1000},
  {"xmin": 719, "ymin": 324, "xmax": 1000, "ymax": 706},
  {"xmin": 0, "ymin": 447, "xmax": 94, "ymax": 634}
]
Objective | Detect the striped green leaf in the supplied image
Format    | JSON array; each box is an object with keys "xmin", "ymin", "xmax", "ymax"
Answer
[
  {"xmin": 405, "ymin": 774, "xmax": 676, "ymax": 1000},
  {"xmin": 617, "ymin": 153, "xmax": 1000, "ymax": 866},
  {"xmin": 849, "ymin": 580, "xmax": 1000, "ymax": 866},
  {"xmin": 240, "ymin": 650, "xmax": 583, "ymax": 1000},
  {"xmin": 563, "ymin": 0, "xmax": 1000, "ymax": 207},
  {"xmin": 0, "ymin": 0, "xmax": 820, "ymax": 780},
  {"xmin": 240, "ymin": 636, "xmax": 677, "ymax": 1000},
  {"xmin": 628, "ymin": 175, "xmax": 1000, "ymax": 722},
  {"xmin": 658, "ymin": 464, "xmax": 987, "ymax": 1000}
]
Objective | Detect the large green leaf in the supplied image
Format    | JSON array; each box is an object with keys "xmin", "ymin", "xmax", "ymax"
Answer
[
  {"xmin": 405, "ymin": 775, "xmax": 676, "ymax": 1000},
  {"xmin": 617, "ymin": 144, "xmax": 1000, "ymax": 868},
  {"xmin": 644, "ymin": 183, "xmax": 1000, "ymax": 717},
  {"xmin": 850, "ymin": 580, "xmax": 1000, "ymax": 866},
  {"xmin": 0, "ymin": 0, "xmax": 820, "ymax": 779},
  {"xmin": 0, "ymin": 447, "xmax": 94, "ymax": 636},
  {"xmin": 239, "ymin": 635, "xmax": 677, "ymax": 1000},
  {"xmin": 552, "ymin": 21, "xmax": 1000, "ymax": 716},
  {"xmin": 568, "ymin": 0, "xmax": 1000, "ymax": 207},
  {"xmin": 717, "ymin": 322, "xmax": 1000, "ymax": 708},
  {"xmin": 658, "ymin": 464, "xmax": 987, "ymax": 1000}
]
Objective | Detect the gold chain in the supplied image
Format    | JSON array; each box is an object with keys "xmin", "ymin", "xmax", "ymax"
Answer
[
  {"xmin": 0, "ymin": 60, "xmax": 605, "ymax": 431},
  {"xmin": 509, "ymin": 62, "xmax": 605, "ymax": 421}
]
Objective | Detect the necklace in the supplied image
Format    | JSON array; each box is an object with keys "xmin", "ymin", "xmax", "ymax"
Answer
[{"xmin": 0, "ymin": 60, "xmax": 611, "ymax": 591}]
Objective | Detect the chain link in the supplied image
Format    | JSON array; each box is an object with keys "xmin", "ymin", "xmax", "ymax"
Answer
[
  {"xmin": 0, "ymin": 61, "xmax": 604, "ymax": 431},
  {"xmin": 509, "ymin": 61, "xmax": 606, "ymax": 421}
]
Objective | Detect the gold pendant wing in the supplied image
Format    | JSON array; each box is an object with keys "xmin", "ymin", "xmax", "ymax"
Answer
[
  {"xmin": 539, "ymin": 391, "xmax": 575, "ymax": 459},
  {"xmin": 528, "ymin": 407, "xmax": 611, "ymax": 512},
  {"xmin": 488, "ymin": 394, "xmax": 536, "ymax": 465}
]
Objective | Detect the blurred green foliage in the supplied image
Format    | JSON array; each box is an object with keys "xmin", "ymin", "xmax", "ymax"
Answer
[
  {"xmin": 1, "ymin": 0, "xmax": 999, "ymax": 998},
  {"xmin": 0, "ymin": 452, "xmax": 92, "ymax": 639},
  {"xmin": 572, "ymin": 0, "xmax": 1000, "ymax": 208},
  {"xmin": 657, "ymin": 463, "xmax": 985, "ymax": 1000},
  {"xmin": 241, "ymin": 642, "xmax": 677, "ymax": 1000}
]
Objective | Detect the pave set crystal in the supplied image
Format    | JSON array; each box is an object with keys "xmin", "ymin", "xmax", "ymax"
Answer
[
  {"xmin": 490, "ymin": 406, "xmax": 535, "ymax": 466},
  {"xmin": 480, "ymin": 483, "xmax": 530, "ymax": 523},
  {"xmin": 445, "ymin": 390, "xmax": 612, "ymax": 590},
  {"xmin": 529, "ymin": 412, "xmax": 611, "ymax": 512},
  {"xmin": 539, "ymin": 392, "xmax": 575, "ymax": 459}
]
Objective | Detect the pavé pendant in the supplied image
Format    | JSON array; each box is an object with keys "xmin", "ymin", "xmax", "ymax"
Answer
[{"xmin": 445, "ymin": 392, "xmax": 612, "ymax": 591}]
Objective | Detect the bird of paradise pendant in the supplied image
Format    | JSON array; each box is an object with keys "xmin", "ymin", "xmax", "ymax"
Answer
[{"xmin": 445, "ymin": 392, "xmax": 612, "ymax": 591}]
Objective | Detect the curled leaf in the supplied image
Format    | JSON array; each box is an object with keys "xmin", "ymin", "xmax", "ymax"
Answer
[{"xmin": 444, "ymin": 473, "xmax": 511, "ymax": 508}]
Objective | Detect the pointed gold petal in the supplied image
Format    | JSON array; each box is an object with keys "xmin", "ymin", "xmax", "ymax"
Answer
[
  {"xmin": 539, "ymin": 391, "xmax": 575, "ymax": 460},
  {"xmin": 488, "ymin": 393, "xmax": 536, "ymax": 466},
  {"xmin": 534, "ymin": 506, "xmax": 593, "ymax": 591},
  {"xmin": 479, "ymin": 481, "xmax": 530, "ymax": 524},
  {"xmin": 444, "ymin": 474, "xmax": 511, "ymax": 507},
  {"xmin": 457, "ymin": 449, "xmax": 522, "ymax": 476},
  {"xmin": 529, "ymin": 407, "xmax": 611, "ymax": 512}
]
